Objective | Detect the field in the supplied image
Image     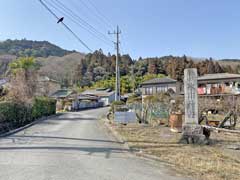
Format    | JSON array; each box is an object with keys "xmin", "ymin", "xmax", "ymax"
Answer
[{"xmin": 112, "ymin": 123, "xmax": 240, "ymax": 180}]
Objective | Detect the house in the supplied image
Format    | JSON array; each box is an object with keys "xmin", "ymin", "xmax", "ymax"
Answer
[
  {"xmin": 141, "ymin": 77, "xmax": 179, "ymax": 96},
  {"xmin": 50, "ymin": 89, "xmax": 77, "ymax": 111},
  {"xmin": 140, "ymin": 73, "xmax": 240, "ymax": 97},
  {"xmin": 77, "ymin": 94, "xmax": 103, "ymax": 109},
  {"xmin": 81, "ymin": 88, "xmax": 115, "ymax": 106},
  {"xmin": 197, "ymin": 73, "xmax": 240, "ymax": 95}
]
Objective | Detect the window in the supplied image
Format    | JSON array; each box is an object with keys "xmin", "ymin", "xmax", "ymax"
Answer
[
  {"xmin": 145, "ymin": 87, "xmax": 153, "ymax": 95},
  {"xmin": 156, "ymin": 85, "xmax": 168, "ymax": 93}
]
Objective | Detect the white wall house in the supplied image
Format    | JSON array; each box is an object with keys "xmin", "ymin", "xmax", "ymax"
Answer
[
  {"xmin": 81, "ymin": 88, "xmax": 115, "ymax": 106},
  {"xmin": 141, "ymin": 77, "xmax": 179, "ymax": 96}
]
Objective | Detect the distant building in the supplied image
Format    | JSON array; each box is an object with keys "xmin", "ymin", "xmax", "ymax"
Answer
[
  {"xmin": 50, "ymin": 89, "xmax": 77, "ymax": 111},
  {"xmin": 140, "ymin": 73, "xmax": 240, "ymax": 97},
  {"xmin": 77, "ymin": 94, "xmax": 103, "ymax": 109},
  {"xmin": 140, "ymin": 77, "xmax": 179, "ymax": 96},
  {"xmin": 197, "ymin": 73, "xmax": 240, "ymax": 95},
  {"xmin": 81, "ymin": 88, "xmax": 115, "ymax": 106},
  {"xmin": 50, "ymin": 89, "xmax": 75, "ymax": 99}
]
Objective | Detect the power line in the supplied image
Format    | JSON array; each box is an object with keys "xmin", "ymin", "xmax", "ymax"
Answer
[
  {"xmin": 71, "ymin": 0, "xmax": 114, "ymax": 30},
  {"xmin": 120, "ymin": 33, "xmax": 128, "ymax": 55},
  {"xmin": 38, "ymin": 0, "xmax": 92, "ymax": 52},
  {"xmin": 46, "ymin": 0, "xmax": 113, "ymax": 47},
  {"xmin": 85, "ymin": 0, "xmax": 115, "ymax": 29},
  {"xmin": 51, "ymin": 0, "xmax": 113, "ymax": 44}
]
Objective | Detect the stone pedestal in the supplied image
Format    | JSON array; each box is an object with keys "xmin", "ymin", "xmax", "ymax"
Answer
[{"xmin": 182, "ymin": 124, "xmax": 209, "ymax": 144}]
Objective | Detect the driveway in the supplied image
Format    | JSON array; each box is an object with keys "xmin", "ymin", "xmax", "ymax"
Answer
[{"xmin": 0, "ymin": 108, "xmax": 188, "ymax": 180}]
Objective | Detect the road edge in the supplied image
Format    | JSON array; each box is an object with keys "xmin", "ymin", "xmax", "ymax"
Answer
[
  {"xmin": 101, "ymin": 118, "xmax": 193, "ymax": 179},
  {"xmin": 0, "ymin": 113, "xmax": 62, "ymax": 138},
  {"xmin": 101, "ymin": 118, "xmax": 171, "ymax": 162}
]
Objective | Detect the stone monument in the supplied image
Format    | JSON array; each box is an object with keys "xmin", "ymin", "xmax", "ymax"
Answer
[{"xmin": 182, "ymin": 68, "xmax": 210, "ymax": 144}]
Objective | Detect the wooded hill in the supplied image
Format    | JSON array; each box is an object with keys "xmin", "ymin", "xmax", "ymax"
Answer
[
  {"xmin": 1, "ymin": 39, "xmax": 240, "ymax": 92},
  {"xmin": 71, "ymin": 51, "xmax": 240, "ymax": 92},
  {"xmin": 0, "ymin": 39, "xmax": 74, "ymax": 57}
]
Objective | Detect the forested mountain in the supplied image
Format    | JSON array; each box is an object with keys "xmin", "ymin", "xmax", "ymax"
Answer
[
  {"xmin": 220, "ymin": 59, "xmax": 240, "ymax": 62},
  {"xmin": 1, "ymin": 39, "xmax": 240, "ymax": 93},
  {"xmin": 0, "ymin": 39, "xmax": 74, "ymax": 57},
  {"xmin": 74, "ymin": 49, "xmax": 133, "ymax": 87},
  {"xmin": 73, "ymin": 51, "xmax": 235, "ymax": 91}
]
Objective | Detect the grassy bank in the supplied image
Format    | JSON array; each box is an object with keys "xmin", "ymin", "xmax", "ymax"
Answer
[{"xmin": 112, "ymin": 124, "xmax": 240, "ymax": 180}]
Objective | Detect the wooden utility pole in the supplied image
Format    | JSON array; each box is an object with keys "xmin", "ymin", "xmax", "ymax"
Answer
[{"xmin": 109, "ymin": 26, "xmax": 121, "ymax": 101}]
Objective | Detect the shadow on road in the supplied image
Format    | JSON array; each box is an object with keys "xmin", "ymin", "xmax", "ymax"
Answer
[
  {"xmin": 0, "ymin": 146, "xmax": 130, "ymax": 159},
  {"xmin": 9, "ymin": 135, "xmax": 123, "ymax": 144},
  {"xmin": 54, "ymin": 117, "xmax": 97, "ymax": 121}
]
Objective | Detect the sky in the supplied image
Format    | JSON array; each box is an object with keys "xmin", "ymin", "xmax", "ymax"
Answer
[{"xmin": 1, "ymin": 0, "xmax": 240, "ymax": 60}]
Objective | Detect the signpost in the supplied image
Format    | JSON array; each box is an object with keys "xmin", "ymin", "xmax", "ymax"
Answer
[
  {"xmin": 182, "ymin": 68, "xmax": 208, "ymax": 144},
  {"xmin": 184, "ymin": 68, "xmax": 199, "ymax": 124}
]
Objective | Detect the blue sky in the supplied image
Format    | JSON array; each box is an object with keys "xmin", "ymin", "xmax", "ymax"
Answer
[{"xmin": 1, "ymin": 0, "xmax": 240, "ymax": 59}]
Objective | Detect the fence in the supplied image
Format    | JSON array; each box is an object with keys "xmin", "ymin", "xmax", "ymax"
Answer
[{"xmin": 128, "ymin": 102, "xmax": 170, "ymax": 124}]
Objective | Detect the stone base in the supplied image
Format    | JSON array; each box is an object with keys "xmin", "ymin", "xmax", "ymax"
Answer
[{"xmin": 180, "ymin": 124, "xmax": 210, "ymax": 145}]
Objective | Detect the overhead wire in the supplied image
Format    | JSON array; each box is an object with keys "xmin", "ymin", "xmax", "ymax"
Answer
[
  {"xmin": 46, "ymin": 0, "xmax": 113, "ymax": 47},
  {"xmin": 50, "ymin": 0, "xmax": 113, "ymax": 45},
  {"xmin": 120, "ymin": 33, "xmax": 128, "ymax": 55},
  {"xmin": 84, "ymin": 0, "xmax": 115, "ymax": 30},
  {"xmin": 38, "ymin": 0, "xmax": 92, "ymax": 52}
]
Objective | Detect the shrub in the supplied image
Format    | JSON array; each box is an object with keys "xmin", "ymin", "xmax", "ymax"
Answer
[
  {"xmin": 32, "ymin": 97, "xmax": 56, "ymax": 119},
  {"xmin": 110, "ymin": 101, "xmax": 126, "ymax": 113},
  {"xmin": 0, "ymin": 97, "xmax": 56, "ymax": 133},
  {"xmin": 0, "ymin": 102, "xmax": 32, "ymax": 130}
]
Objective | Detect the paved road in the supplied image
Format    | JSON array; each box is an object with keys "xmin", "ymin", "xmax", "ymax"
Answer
[{"xmin": 0, "ymin": 108, "xmax": 188, "ymax": 180}]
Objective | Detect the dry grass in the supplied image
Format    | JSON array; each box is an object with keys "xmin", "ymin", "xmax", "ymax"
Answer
[{"xmin": 113, "ymin": 124, "xmax": 240, "ymax": 180}]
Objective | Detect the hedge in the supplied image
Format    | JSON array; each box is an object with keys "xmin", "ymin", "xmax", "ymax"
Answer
[
  {"xmin": 0, "ymin": 97, "xmax": 56, "ymax": 133},
  {"xmin": 32, "ymin": 97, "xmax": 56, "ymax": 119}
]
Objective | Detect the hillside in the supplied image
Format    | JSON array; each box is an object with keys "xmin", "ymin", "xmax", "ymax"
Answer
[
  {"xmin": 37, "ymin": 52, "xmax": 85, "ymax": 85},
  {"xmin": 0, "ymin": 39, "xmax": 74, "ymax": 57},
  {"xmin": 0, "ymin": 39, "xmax": 82, "ymax": 77},
  {"xmin": 0, "ymin": 54, "xmax": 17, "ymax": 76},
  {"xmin": 1, "ymin": 39, "xmax": 240, "ymax": 89},
  {"xmin": 218, "ymin": 59, "xmax": 240, "ymax": 72}
]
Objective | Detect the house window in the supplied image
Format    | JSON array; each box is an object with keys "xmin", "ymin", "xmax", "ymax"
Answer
[
  {"xmin": 156, "ymin": 85, "xmax": 168, "ymax": 93},
  {"xmin": 145, "ymin": 87, "xmax": 153, "ymax": 95}
]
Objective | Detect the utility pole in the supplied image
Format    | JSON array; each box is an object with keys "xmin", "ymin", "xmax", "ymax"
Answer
[{"xmin": 109, "ymin": 26, "xmax": 121, "ymax": 101}]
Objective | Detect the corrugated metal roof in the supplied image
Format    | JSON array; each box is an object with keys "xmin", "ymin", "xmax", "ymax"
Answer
[
  {"xmin": 198, "ymin": 73, "xmax": 240, "ymax": 81},
  {"xmin": 50, "ymin": 89, "xmax": 74, "ymax": 98},
  {"xmin": 82, "ymin": 88, "xmax": 115, "ymax": 97},
  {"xmin": 141, "ymin": 77, "xmax": 177, "ymax": 85},
  {"xmin": 78, "ymin": 94, "xmax": 99, "ymax": 100}
]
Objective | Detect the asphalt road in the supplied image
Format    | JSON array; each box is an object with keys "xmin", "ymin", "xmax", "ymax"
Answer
[{"xmin": 0, "ymin": 108, "xmax": 188, "ymax": 180}]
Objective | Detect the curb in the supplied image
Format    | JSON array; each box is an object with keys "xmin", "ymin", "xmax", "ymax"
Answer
[
  {"xmin": 102, "ymin": 119, "xmax": 178, "ymax": 165},
  {"xmin": 102, "ymin": 119, "xmax": 130, "ymax": 149},
  {"xmin": 0, "ymin": 113, "xmax": 61, "ymax": 138}
]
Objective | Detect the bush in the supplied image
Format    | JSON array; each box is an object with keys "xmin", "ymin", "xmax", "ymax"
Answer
[
  {"xmin": 110, "ymin": 101, "xmax": 126, "ymax": 113},
  {"xmin": 32, "ymin": 97, "xmax": 56, "ymax": 119},
  {"xmin": 0, "ymin": 102, "xmax": 32, "ymax": 130},
  {"xmin": 0, "ymin": 97, "xmax": 56, "ymax": 133}
]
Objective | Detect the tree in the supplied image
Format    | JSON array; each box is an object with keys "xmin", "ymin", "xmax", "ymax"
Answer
[
  {"xmin": 8, "ymin": 57, "xmax": 39, "ymax": 103},
  {"xmin": 148, "ymin": 59, "xmax": 158, "ymax": 74}
]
